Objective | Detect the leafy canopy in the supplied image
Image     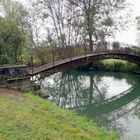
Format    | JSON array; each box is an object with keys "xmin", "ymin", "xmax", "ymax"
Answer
[{"xmin": 0, "ymin": 18, "xmax": 25, "ymax": 64}]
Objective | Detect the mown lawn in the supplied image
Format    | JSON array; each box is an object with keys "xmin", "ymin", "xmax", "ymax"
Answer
[{"xmin": 0, "ymin": 89, "xmax": 119, "ymax": 140}]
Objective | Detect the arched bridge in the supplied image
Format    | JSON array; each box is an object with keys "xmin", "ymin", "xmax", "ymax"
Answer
[{"xmin": 27, "ymin": 48, "xmax": 140, "ymax": 76}]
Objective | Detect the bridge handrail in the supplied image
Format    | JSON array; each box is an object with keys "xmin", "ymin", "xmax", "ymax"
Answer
[
  {"xmin": 32, "ymin": 49, "xmax": 139, "ymax": 67},
  {"xmin": 25, "ymin": 42, "xmax": 140, "ymax": 75},
  {"xmin": 27, "ymin": 42, "xmax": 140, "ymax": 67}
]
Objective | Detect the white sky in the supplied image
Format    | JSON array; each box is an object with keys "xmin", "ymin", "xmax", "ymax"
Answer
[
  {"xmin": 16, "ymin": 0, "xmax": 140, "ymax": 45},
  {"xmin": 114, "ymin": 0, "xmax": 140, "ymax": 45}
]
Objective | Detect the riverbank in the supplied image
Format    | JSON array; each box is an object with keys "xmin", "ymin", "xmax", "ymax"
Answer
[
  {"xmin": 79, "ymin": 59, "xmax": 140, "ymax": 74},
  {"xmin": 0, "ymin": 88, "xmax": 118, "ymax": 140}
]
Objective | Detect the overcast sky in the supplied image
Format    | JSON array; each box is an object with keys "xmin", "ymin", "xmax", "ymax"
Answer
[
  {"xmin": 112, "ymin": 0, "xmax": 140, "ymax": 45},
  {"xmin": 17, "ymin": 0, "xmax": 140, "ymax": 45}
]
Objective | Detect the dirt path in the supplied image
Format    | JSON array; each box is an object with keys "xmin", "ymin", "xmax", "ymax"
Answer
[{"xmin": 0, "ymin": 88, "xmax": 28, "ymax": 102}]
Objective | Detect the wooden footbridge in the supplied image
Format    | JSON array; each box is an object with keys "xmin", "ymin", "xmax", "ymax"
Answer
[
  {"xmin": 27, "ymin": 45, "xmax": 140, "ymax": 77},
  {"xmin": 0, "ymin": 43, "xmax": 140, "ymax": 77}
]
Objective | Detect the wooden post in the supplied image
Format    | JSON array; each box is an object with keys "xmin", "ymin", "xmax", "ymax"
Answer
[
  {"xmin": 85, "ymin": 45, "xmax": 87, "ymax": 56},
  {"xmin": 31, "ymin": 56, "xmax": 33, "ymax": 77},
  {"xmin": 52, "ymin": 48, "xmax": 55, "ymax": 66},
  {"xmin": 70, "ymin": 46, "xmax": 72, "ymax": 61}
]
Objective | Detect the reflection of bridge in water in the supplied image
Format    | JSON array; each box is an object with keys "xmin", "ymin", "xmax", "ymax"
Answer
[
  {"xmin": 107, "ymin": 98, "xmax": 140, "ymax": 122},
  {"xmin": 69, "ymin": 86, "xmax": 133, "ymax": 110},
  {"xmin": 40, "ymin": 70, "xmax": 139, "ymax": 119},
  {"xmin": 40, "ymin": 69, "xmax": 139, "ymax": 136},
  {"xmin": 69, "ymin": 86, "xmax": 139, "ymax": 118}
]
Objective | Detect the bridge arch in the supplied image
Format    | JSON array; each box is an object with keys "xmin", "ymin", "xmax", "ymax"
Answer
[
  {"xmin": 84, "ymin": 52, "xmax": 140, "ymax": 65},
  {"xmin": 28, "ymin": 51, "xmax": 140, "ymax": 77}
]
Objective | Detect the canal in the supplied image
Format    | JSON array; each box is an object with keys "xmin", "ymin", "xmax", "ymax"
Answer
[{"xmin": 37, "ymin": 70, "xmax": 140, "ymax": 140}]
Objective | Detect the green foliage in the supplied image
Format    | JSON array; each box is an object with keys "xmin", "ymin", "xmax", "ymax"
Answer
[
  {"xmin": 102, "ymin": 18, "xmax": 114, "ymax": 26},
  {"xmin": 0, "ymin": 93, "xmax": 119, "ymax": 140},
  {"xmin": 0, "ymin": 0, "xmax": 33, "ymax": 64},
  {"xmin": 1, "ymin": 0, "xmax": 29, "ymax": 30},
  {"xmin": 0, "ymin": 18, "xmax": 25, "ymax": 64},
  {"xmin": 96, "ymin": 59, "xmax": 139, "ymax": 73}
]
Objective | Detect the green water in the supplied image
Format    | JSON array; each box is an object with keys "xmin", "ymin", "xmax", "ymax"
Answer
[{"xmin": 39, "ymin": 71, "xmax": 140, "ymax": 140}]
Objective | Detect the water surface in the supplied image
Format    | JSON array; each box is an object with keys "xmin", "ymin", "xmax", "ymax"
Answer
[{"xmin": 38, "ymin": 71, "xmax": 140, "ymax": 140}]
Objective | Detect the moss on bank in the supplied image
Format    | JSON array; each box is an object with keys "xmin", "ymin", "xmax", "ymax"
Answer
[{"xmin": 0, "ymin": 91, "xmax": 119, "ymax": 140}]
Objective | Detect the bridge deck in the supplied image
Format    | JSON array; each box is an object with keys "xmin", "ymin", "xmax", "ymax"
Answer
[
  {"xmin": 0, "ymin": 48, "xmax": 139, "ymax": 77},
  {"xmin": 28, "ymin": 53, "xmax": 95, "ymax": 75},
  {"xmin": 27, "ymin": 51, "xmax": 140, "ymax": 75}
]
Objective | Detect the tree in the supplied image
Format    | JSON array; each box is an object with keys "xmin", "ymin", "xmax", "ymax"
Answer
[
  {"xmin": 30, "ymin": 0, "xmax": 85, "ymax": 48},
  {"xmin": 136, "ymin": 17, "xmax": 140, "ymax": 47},
  {"xmin": 0, "ymin": 0, "xmax": 37, "ymax": 63},
  {"xmin": 68, "ymin": 0, "xmax": 129, "ymax": 52},
  {"xmin": 0, "ymin": 18, "xmax": 25, "ymax": 64},
  {"xmin": 0, "ymin": 0, "xmax": 30, "ymax": 34},
  {"xmin": 30, "ymin": 0, "xmax": 129, "ymax": 52}
]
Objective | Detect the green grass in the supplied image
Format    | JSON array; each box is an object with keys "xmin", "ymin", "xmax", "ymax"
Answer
[
  {"xmin": 0, "ymin": 93, "xmax": 119, "ymax": 140},
  {"xmin": 95, "ymin": 59, "xmax": 139, "ymax": 73}
]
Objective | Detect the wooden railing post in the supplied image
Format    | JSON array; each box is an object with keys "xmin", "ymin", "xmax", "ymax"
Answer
[
  {"xmin": 52, "ymin": 48, "xmax": 55, "ymax": 66},
  {"xmin": 31, "ymin": 56, "xmax": 33, "ymax": 75},
  {"xmin": 85, "ymin": 45, "xmax": 87, "ymax": 56},
  {"xmin": 69, "ymin": 46, "xmax": 72, "ymax": 61},
  {"xmin": 30, "ymin": 56, "xmax": 34, "ymax": 81}
]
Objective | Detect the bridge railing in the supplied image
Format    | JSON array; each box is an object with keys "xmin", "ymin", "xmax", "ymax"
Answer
[{"xmin": 28, "ymin": 42, "xmax": 140, "ymax": 72}]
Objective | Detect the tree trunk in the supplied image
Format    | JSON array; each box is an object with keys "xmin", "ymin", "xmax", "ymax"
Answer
[{"xmin": 89, "ymin": 34, "xmax": 93, "ymax": 53}]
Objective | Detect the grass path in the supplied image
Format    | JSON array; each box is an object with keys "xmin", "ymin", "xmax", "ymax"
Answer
[{"xmin": 0, "ymin": 88, "xmax": 119, "ymax": 140}]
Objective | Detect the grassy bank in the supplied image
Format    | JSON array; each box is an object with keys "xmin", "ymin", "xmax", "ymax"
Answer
[
  {"xmin": 99, "ymin": 59, "xmax": 139, "ymax": 73},
  {"xmin": 81, "ymin": 59, "xmax": 139, "ymax": 73},
  {"xmin": 0, "ymin": 89, "xmax": 118, "ymax": 140}
]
